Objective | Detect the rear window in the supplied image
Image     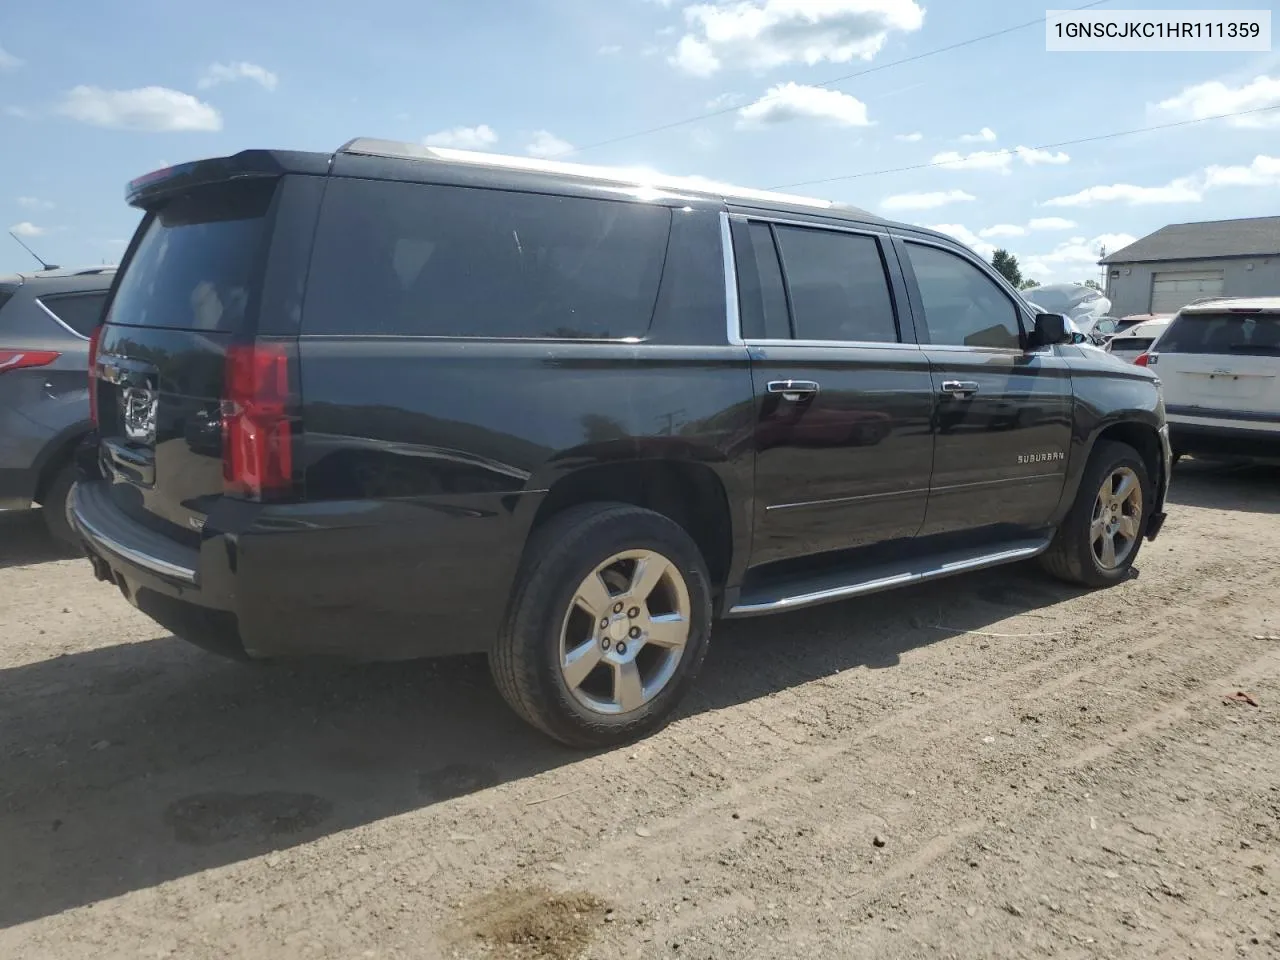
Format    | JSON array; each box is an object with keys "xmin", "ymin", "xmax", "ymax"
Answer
[
  {"xmin": 1113, "ymin": 337, "xmax": 1154, "ymax": 353},
  {"xmin": 39, "ymin": 291, "xmax": 108, "ymax": 337},
  {"xmin": 1158, "ymin": 311, "xmax": 1280, "ymax": 356},
  {"xmin": 304, "ymin": 179, "xmax": 672, "ymax": 339},
  {"xmin": 106, "ymin": 180, "xmax": 276, "ymax": 332}
]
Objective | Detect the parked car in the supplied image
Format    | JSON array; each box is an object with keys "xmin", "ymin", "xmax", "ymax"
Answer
[
  {"xmin": 0, "ymin": 266, "xmax": 115, "ymax": 542},
  {"xmin": 69, "ymin": 141, "xmax": 1171, "ymax": 747},
  {"xmin": 1146, "ymin": 298, "xmax": 1280, "ymax": 462},
  {"xmin": 1106, "ymin": 317, "xmax": 1172, "ymax": 364}
]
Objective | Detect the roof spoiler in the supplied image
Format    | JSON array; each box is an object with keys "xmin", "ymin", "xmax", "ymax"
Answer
[{"xmin": 125, "ymin": 150, "xmax": 331, "ymax": 208}]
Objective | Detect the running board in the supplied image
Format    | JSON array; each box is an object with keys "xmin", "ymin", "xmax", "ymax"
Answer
[{"xmin": 726, "ymin": 537, "xmax": 1053, "ymax": 618}]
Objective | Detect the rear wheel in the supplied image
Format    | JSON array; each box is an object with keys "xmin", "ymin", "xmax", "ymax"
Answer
[
  {"xmin": 38, "ymin": 461, "xmax": 78, "ymax": 548},
  {"xmin": 491, "ymin": 503, "xmax": 712, "ymax": 748},
  {"xmin": 1040, "ymin": 440, "xmax": 1151, "ymax": 588}
]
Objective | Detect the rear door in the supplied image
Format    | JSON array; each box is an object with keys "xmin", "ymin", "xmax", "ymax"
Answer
[
  {"xmin": 95, "ymin": 177, "xmax": 283, "ymax": 543},
  {"xmin": 730, "ymin": 213, "xmax": 935, "ymax": 568},
  {"xmin": 1154, "ymin": 308, "xmax": 1280, "ymax": 425}
]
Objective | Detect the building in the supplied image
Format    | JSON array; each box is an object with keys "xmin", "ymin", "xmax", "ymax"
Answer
[{"xmin": 1099, "ymin": 216, "xmax": 1280, "ymax": 317}]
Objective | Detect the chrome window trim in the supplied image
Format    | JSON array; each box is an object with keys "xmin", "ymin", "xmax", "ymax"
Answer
[
  {"xmin": 720, "ymin": 210, "xmax": 744, "ymax": 346},
  {"xmin": 724, "ymin": 210, "xmax": 908, "ymax": 349},
  {"xmin": 35, "ymin": 297, "xmax": 92, "ymax": 342}
]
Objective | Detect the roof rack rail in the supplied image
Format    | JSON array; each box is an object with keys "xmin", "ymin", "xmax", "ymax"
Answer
[{"xmin": 335, "ymin": 137, "xmax": 871, "ymax": 217}]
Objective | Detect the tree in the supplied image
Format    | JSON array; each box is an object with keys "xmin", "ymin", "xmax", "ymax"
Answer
[
  {"xmin": 1083, "ymin": 279, "xmax": 1102, "ymax": 290},
  {"xmin": 1020, "ymin": 279, "xmax": 1040, "ymax": 290},
  {"xmin": 990, "ymin": 249, "xmax": 1022, "ymax": 288}
]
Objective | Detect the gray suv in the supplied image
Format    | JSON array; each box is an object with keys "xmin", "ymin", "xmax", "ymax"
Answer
[{"xmin": 0, "ymin": 267, "xmax": 115, "ymax": 543}]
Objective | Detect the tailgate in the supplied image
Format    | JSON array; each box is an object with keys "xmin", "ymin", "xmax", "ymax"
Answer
[
  {"xmin": 1155, "ymin": 309, "xmax": 1280, "ymax": 416},
  {"xmin": 94, "ymin": 179, "xmax": 277, "ymax": 544}
]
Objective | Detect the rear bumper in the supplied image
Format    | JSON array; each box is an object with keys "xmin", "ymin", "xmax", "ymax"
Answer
[
  {"xmin": 1168, "ymin": 413, "xmax": 1280, "ymax": 462},
  {"xmin": 69, "ymin": 478, "xmax": 535, "ymax": 662}
]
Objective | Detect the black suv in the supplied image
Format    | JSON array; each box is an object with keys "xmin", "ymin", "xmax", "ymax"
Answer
[{"xmin": 70, "ymin": 140, "xmax": 1171, "ymax": 747}]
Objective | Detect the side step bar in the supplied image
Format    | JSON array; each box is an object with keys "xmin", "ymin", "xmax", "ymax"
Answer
[{"xmin": 726, "ymin": 538, "xmax": 1053, "ymax": 618}]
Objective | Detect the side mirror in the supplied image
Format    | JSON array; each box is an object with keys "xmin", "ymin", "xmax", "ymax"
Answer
[{"xmin": 1028, "ymin": 312, "xmax": 1069, "ymax": 349}]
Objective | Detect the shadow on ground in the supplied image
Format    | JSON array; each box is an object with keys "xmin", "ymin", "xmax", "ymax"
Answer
[
  {"xmin": 0, "ymin": 460, "xmax": 1262, "ymax": 928},
  {"xmin": 0, "ymin": 509, "xmax": 77, "ymax": 570},
  {"xmin": 1167, "ymin": 458, "xmax": 1280, "ymax": 515}
]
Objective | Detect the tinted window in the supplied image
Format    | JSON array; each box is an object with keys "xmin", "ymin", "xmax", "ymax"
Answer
[
  {"xmin": 737, "ymin": 222, "xmax": 791, "ymax": 340},
  {"xmin": 40, "ymin": 292, "xmax": 108, "ymax": 337},
  {"xmin": 1158, "ymin": 312, "xmax": 1280, "ymax": 355},
  {"xmin": 906, "ymin": 243, "xmax": 1021, "ymax": 349},
  {"xmin": 773, "ymin": 226, "xmax": 898, "ymax": 343},
  {"xmin": 107, "ymin": 180, "xmax": 275, "ymax": 331},
  {"xmin": 305, "ymin": 179, "xmax": 671, "ymax": 339}
]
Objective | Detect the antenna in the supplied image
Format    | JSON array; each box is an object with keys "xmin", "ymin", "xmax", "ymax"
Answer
[{"xmin": 8, "ymin": 231, "xmax": 60, "ymax": 271}]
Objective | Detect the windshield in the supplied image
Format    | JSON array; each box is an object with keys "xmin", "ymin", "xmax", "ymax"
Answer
[
  {"xmin": 1158, "ymin": 311, "xmax": 1280, "ymax": 355},
  {"xmin": 106, "ymin": 180, "xmax": 276, "ymax": 332}
]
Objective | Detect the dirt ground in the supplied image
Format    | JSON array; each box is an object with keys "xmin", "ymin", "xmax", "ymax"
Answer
[{"xmin": 2, "ymin": 460, "xmax": 1278, "ymax": 960}]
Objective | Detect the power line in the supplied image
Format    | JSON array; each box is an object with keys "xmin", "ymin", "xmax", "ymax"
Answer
[
  {"xmin": 769, "ymin": 104, "xmax": 1280, "ymax": 189},
  {"xmin": 565, "ymin": 0, "xmax": 1113, "ymax": 158}
]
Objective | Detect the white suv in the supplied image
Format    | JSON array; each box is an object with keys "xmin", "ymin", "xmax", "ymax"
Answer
[{"xmin": 1148, "ymin": 298, "xmax": 1280, "ymax": 462}]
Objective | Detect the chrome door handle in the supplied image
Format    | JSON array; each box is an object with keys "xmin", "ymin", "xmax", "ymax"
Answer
[
  {"xmin": 940, "ymin": 380, "xmax": 980, "ymax": 397},
  {"xmin": 767, "ymin": 380, "xmax": 820, "ymax": 401}
]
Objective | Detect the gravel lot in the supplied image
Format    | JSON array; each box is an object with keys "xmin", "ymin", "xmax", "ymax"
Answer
[{"xmin": 2, "ymin": 460, "xmax": 1278, "ymax": 960}]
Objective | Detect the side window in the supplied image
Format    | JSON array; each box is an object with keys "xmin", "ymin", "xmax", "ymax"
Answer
[
  {"xmin": 305, "ymin": 179, "xmax": 672, "ymax": 339},
  {"xmin": 735, "ymin": 221, "xmax": 791, "ymax": 340},
  {"xmin": 905, "ymin": 243, "xmax": 1022, "ymax": 349},
  {"xmin": 772, "ymin": 226, "xmax": 899, "ymax": 343},
  {"xmin": 39, "ymin": 292, "xmax": 108, "ymax": 337}
]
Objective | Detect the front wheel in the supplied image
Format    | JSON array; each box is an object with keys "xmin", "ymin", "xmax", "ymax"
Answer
[
  {"xmin": 1040, "ymin": 440, "xmax": 1152, "ymax": 588},
  {"xmin": 490, "ymin": 503, "xmax": 713, "ymax": 748}
]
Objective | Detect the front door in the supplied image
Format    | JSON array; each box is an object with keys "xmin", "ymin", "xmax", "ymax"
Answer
[
  {"xmin": 894, "ymin": 236, "xmax": 1074, "ymax": 537},
  {"xmin": 731, "ymin": 215, "xmax": 936, "ymax": 568}
]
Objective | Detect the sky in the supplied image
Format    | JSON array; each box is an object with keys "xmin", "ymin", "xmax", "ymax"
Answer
[{"xmin": 1, "ymin": 0, "xmax": 1278, "ymax": 285}]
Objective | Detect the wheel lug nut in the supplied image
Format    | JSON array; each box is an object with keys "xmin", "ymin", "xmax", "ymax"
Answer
[
  {"xmin": 629, "ymin": 626, "xmax": 641, "ymax": 639},
  {"xmin": 613, "ymin": 602, "xmax": 624, "ymax": 614},
  {"xmin": 601, "ymin": 638, "xmax": 611, "ymax": 651},
  {"xmin": 600, "ymin": 618, "xmax": 610, "ymax": 629},
  {"xmin": 616, "ymin": 642, "xmax": 627, "ymax": 656},
  {"xmin": 628, "ymin": 607, "xmax": 640, "ymax": 619}
]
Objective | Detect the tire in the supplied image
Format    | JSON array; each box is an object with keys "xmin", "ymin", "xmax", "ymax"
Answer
[
  {"xmin": 1039, "ymin": 440, "xmax": 1152, "ymax": 588},
  {"xmin": 39, "ymin": 461, "xmax": 78, "ymax": 548},
  {"xmin": 490, "ymin": 502, "xmax": 713, "ymax": 749}
]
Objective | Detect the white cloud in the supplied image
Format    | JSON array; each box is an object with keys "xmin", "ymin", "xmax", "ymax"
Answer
[
  {"xmin": 706, "ymin": 91, "xmax": 742, "ymax": 109},
  {"xmin": 978, "ymin": 224, "xmax": 1027, "ymax": 239},
  {"xmin": 0, "ymin": 46, "xmax": 21, "ymax": 71},
  {"xmin": 932, "ymin": 145, "xmax": 1071, "ymax": 174},
  {"xmin": 598, "ymin": 44, "xmax": 623, "ymax": 55},
  {"xmin": 1202, "ymin": 154, "xmax": 1280, "ymax": 188},
  {"xmin": 737, "ymin": 82, "xmax": 871, "ymax": 127},
  {"xmin": 1154, "ymin": 75, "xmax": 1280, "ymax": 128},
  {"xmin": 57, "ymin": 86, "xmax": 222, "ymax": 132},
  {"xmin": 671, "ymin": 0, "xmax": 925, "ymax": 76},
  {"xmin": 9, "ymin": 221, "xmax": 46, "ymax": 237},
  {"xmin": 423, "ymin": 124, "xmax": 499, "ymax": 150},
  {"xmin": 1028, "ymin": 216, "xmax": 1077, "ymax": 231},
  {"xmin": 198, "ymin": 61, "xmax": 278, "ymax": 91},
  {"xmin": 958, "ymin": 126, "xmax": 996, "ymax": 143},
  {"xmin": 526, "ymin": 130, "xmax": 574, "ymax": 158},
  {"xmin": 880, "ymin": 189, "xmax": 975, "ymax": 212},
  {"xmin": 671, "ymin": 35, "xmax": 721, "ymax": 76},
  {"xmin": 931, "ymin": 149, "xmax": 1012, "ymax": 173},
  {"xmin": 1043, "ymin": 178, "xmax": 1202, "ymax": 207},
  {"xmin": 1034, "ymin": 233, "xmax": 1138, "ymax": 269},
  {"xmin": 927, "ymin": 223, "xmax": 995, "ymax": 258},
  {"xmin": 17, "ymin": 197, "xmax": 54, "ymax": 211},
  {"xmin": 1015, "ymin": 145, "xmax": 1070, "ymax": 166},
  {"xmin": 894, "ymin": 131, "xmax": 923, "ymax": 142}
]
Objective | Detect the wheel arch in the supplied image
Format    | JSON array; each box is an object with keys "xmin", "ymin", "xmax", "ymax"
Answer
[
  {"xmin": 31, "ymin": 420, "xmax": 92, "ymax": 505},
  {"xmin": 1054, "ymin": 412, "xmax": 1166, "ymax": 526}
]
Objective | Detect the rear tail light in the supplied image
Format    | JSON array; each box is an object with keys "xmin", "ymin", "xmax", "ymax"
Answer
[
  {"xmin": 221, "ymin": 342, "xmax": 297, "ymax": 501},
  {"xmin": 87, "ymin": 327, "xmax": 101, "ymax": 425},
  {"xmin": 1134, "ymin": 352, "xmax": 1150, "ymax": 367},
  {"xmin": 0, "ymin": 349, "xmax": 60, "ymax": 374}
]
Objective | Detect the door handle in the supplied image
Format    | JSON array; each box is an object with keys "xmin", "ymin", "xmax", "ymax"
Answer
[
  {"xmin": 767, "ymin": 380, "xmax": 820, "ymax": 401},
  {"xmin": 940, "ymin": 380, "xmax": 980, "ymax": 398}
]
